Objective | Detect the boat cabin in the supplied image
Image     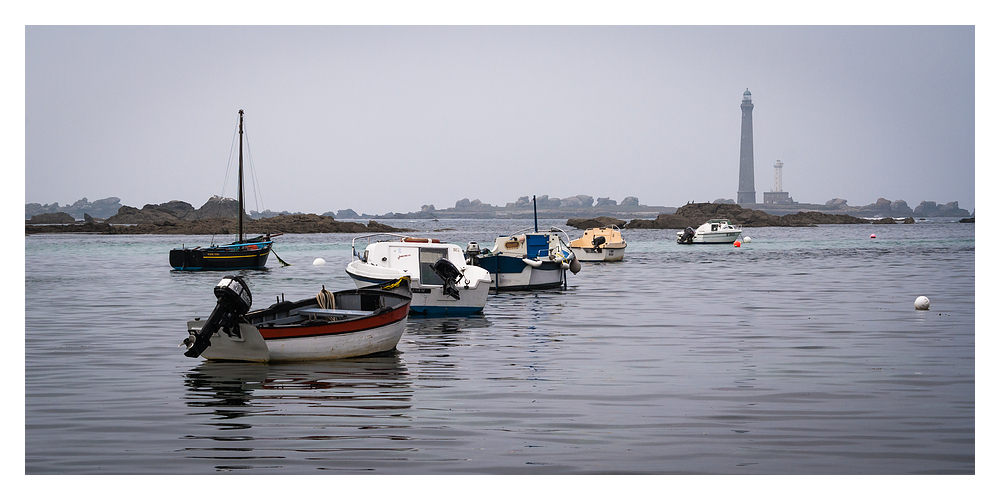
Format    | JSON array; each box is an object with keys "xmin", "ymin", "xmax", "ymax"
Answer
[{"xmin": 360, "ymin": 238, "xmax": 468, "ymax": 287}]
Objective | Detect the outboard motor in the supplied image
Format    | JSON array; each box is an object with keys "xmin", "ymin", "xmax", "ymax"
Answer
[
  {"xmin": 592, "ymin": 235, "xmax": 606, "ymax": 248},
  {"xmin": 430, "ymin": 257, "xmax": 462, "ymax": 300},
  {"xmin": 183, "ymin": 275, "xmax": 252, "ymax": 358},
  {"xmin": 465, "ymin": 242, "xmax": 480, "ymax": 265},
  {"xmin": 680, "ymin": 226, "xmax": 695, "ymax": 244}
]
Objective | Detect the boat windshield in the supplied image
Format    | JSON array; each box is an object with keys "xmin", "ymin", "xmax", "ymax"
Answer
[{"xmin": 419, "ymin": 247, "xmax": 448, "ymax": 285}]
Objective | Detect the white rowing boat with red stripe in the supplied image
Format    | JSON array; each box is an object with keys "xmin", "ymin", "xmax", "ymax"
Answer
[{"xmin": 182, "ymin": 277, "xmax": 411, "ymax": 363}]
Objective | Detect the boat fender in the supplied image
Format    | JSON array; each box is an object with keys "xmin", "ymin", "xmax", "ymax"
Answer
[
  {"xmin": 183, "ymin": 275, "xmax": 253, "ymax": 358},
  {"xmin": 522, "ymin": 258, "xmax": 543, "ymax": 268},
  {"xmin": 569, "ymin": 255, "xmax": 582, "ymax": 274}
]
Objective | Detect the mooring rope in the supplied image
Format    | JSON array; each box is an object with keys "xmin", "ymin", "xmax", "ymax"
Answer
[
  {"xmin": 271, "ymin": 248, "xmax": 291, "ymax": 266},
  {"xmin": 316, "ymin": 285, "xmax": 336, "ymax": 309}
]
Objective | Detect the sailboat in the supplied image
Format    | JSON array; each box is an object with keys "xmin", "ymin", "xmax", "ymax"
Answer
[{"xmin": 169, "ymin": 110, "xmax": 276, "ymax": 271}]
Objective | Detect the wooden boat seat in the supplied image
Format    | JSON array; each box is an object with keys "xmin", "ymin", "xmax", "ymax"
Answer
[{"xmin": 298, "ymin": 307, "xmax": 371, "ymax": 318}]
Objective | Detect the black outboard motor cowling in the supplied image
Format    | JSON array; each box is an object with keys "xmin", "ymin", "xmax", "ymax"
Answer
[
  {"xmin": 680, "ymin": 227, "xmax": 695, "ymax": 244},
  {"xmin": 183, "ymin": 275, "xmax": 253, "ymax": 358},
  {"xmin": 430, "ymin": 258, "xmax": 462, "ymax": 300},
  {"xmin": 592, "ymin": 235, "xmax": 606, "ymax": 248}
]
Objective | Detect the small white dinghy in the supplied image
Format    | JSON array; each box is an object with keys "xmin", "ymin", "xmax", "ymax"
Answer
[{"xmin": 181, "ymin": 276, "xmax": 411, "ymax": 362}]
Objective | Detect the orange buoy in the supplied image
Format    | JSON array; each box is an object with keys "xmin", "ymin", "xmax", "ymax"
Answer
[{"xmin": 734, "ymin": 240, "xmax": 741, "ymax": 247}]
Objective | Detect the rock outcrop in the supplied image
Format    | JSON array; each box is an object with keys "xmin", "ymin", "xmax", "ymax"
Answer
[
  {"xmin": 565, "ymin": 216, "xmax": 628, "ymax": 230},
  {"xmin": 26, "ymin": 212, "xmax": 75, "ymax": 224},
  {"xmin": 25, "ymin": 197, "xmax": 122, "ymax": 220},
  {"xmin": 852, "ymin": 198, "xmax": 916, "ymax": 217},
  {"xmin": 913, "ymin": 201, "xmax": 971, "ymax": 217},
  {"xmin": 871, "ymin": 217, "xmax": 897, "ymax": 224},
  {"xmin": 106, "ymin": 197, "xmax": 248, "ymax": 224},
  {"xmin": 26, "ymin": 213, "xmax": 409, "ymax": 235},
  {"xmin": 625, "ymin": 203, "xmax": 868, "ymax": 229}
]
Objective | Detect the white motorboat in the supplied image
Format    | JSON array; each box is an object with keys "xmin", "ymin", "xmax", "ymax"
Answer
[
  {"xmin": 677, "ymin": 219, "xmax": 743, "ymax": 244},
  {"xmin": 346, "ymin": 234, "xmax": 492, "ymax": 316},
  {"xmin": 569, "ymin": 225, "xmax": 627, "ymax": 262},
  {"xmin": 181, "ymin": 276, "xmax": 411, "ymax": 363}
]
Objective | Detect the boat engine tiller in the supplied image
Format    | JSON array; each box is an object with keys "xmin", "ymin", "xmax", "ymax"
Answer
[
  {"xmin": 430, "ymin": 258, "xmax": 463, "ymax": 300},
  {"xmin": 183, "ymin": 275, "xmax": 253, "ymax": 358}
]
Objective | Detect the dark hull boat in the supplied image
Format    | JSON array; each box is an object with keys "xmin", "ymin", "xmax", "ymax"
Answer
[
  {"xmin": 170, "ymin": 237, "xmax": 273, "ymax": 271},
  {"xmin": 170, "ymin": 109, "xmax": 276, "ymax": 271},
  {"xmin": 181, "ymin": 276, "xmax": 412, "ymax": 362}
]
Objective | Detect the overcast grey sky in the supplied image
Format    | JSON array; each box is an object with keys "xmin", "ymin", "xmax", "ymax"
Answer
[{"xmin": 24, "ymin": 23, "xmax": 976, "ymax": 215}]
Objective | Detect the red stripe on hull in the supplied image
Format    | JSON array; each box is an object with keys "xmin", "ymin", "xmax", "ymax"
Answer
[{"xmin": 257, "ymin": 304, "xmax": 410, "ymax": 340}]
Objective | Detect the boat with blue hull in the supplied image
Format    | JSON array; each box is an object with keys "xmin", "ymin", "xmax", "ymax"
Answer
[
  {"xmin": 169, "ymin": 109, "xmax": 277, "ymax": 271},
  {"xmin": 466, "ymin": 196, "xmax": 581, "ymax": 291}
]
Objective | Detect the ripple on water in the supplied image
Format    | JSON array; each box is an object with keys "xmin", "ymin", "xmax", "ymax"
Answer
[{"xmin": 25, "ymin": 222, "xmax": 975, "ymax": 473}]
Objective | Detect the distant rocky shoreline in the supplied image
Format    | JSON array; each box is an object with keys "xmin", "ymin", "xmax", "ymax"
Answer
[
  {"xmin": 26, "ymin": 194, "xmax": 971, "ymax": 235},
  {"xmin": 27, "ymin": 194, "xmax": 971, "ymax": 224},
  {"xmin": 566, "ymin": 203, "xmax": 895, "ymax": 230},
  {"xmin": 28, "ymin": 202, "xmax": 939, "ymax": 236},
  {"xmin": 25, "ymin": 196, "xmax": 412, "ymax": 235},
  {"xmin": 622, "ymin": 203, "xmax": 879, "ymax": 229},
  {"xmin": 25, "ymin": 214, "xmax": 408, "ymax": 235}
]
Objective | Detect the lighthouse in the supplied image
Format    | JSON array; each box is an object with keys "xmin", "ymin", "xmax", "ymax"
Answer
[
  {"xmin": 737, "ymin": 89, "xmax": 756, "ymax": 204},
  {"xmin": 763, "ymin": 159, "xmax": 792, "ymax": 204}
]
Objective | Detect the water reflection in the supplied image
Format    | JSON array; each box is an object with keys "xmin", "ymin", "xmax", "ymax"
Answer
[
  {"xmin": 180, "ymin": 355, "xmax": 414, "ymax": 471},
  {"xmin": 401, "ymin": 315, "xmax": 492, "ymax": 381},
  {"xmin": 183, "ymin": 355, "xmax": 412, "ymax": 414},
  {"xmin": 405, "ymin": 315, "xmax": 492, "ymax": 342}
]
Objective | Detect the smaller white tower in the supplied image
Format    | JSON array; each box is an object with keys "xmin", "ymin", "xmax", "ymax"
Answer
[{"xmin": 763, "ymin": 159, "xmax": 791, "ymax": 204}]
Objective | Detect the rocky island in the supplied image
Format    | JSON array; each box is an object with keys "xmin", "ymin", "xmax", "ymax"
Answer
[
  {"xmin": 25, "ymin": 197, "xmax": 408, "ymax": 235},
  {"xmin": 26, "ymin": 194, "xmax": 971, "ymax": 235},
  {"xmin": 621, "ymin": 202, "xmax": 872, "ymax": 229}
]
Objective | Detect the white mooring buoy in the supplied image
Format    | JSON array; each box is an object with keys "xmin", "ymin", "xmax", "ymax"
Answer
[
  {"xmin": 313, "ymin": 258, "xmax": 326, "ymax": 266},
  {"xmin": 743, "ymin": 236, "xmax": 751, "ymax": 243},
  {"xmin": 914, "ymin": 296, "xmax": 930, "ymax": 310}
]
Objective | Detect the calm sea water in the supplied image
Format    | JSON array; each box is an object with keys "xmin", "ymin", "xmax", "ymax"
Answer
[{"xmin": 24, "ymin": 219, "xmax": 975, "ymax": 474}]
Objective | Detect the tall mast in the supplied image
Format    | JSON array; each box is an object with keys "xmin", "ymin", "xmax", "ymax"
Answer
[
  {"xmin": 533, "ymin": 195, "xmax": 538, "ymax": 232},
  {"xmin": 238, "ymin": 109, "xmax": 244, "ymax": 243}
]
